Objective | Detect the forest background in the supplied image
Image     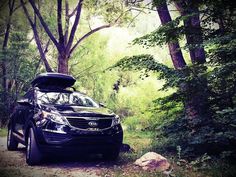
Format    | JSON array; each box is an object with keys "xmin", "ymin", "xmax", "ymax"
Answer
[{"xmin": 0, "ymin": 0, "xmax": 235, "ymax": 176}]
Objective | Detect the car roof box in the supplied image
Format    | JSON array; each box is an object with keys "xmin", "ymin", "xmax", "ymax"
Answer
[{"xmin": 31, "ymin": 73, "xmax": 76, "ymax": 89}]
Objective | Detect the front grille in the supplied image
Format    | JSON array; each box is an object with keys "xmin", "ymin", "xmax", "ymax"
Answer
[{"xmin": 66, "ymin": 117, "xmax": 113, "ymax": 130}]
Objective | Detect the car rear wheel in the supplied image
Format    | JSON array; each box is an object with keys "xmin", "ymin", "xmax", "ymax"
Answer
[
  {"xmin": 7, "ymin": 126, "xmax": 18, "ymax": 151},
  {"xmin": 26, "ymin": 128, "xmax": 42, "ymax": 165}
]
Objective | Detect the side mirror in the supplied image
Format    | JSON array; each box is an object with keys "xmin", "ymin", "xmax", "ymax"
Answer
[
  {"xmin": 17, "ymin": 99, "xmax": 32, "ymax": 106},
  {"xmin": 99, "ymin": 103, "xmax": 106, "ymax": 108}
]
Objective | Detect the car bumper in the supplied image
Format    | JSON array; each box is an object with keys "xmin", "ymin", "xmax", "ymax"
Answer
[{"xmin": 34, "ymin": 122, "xmax": 123, "ymax": 154}]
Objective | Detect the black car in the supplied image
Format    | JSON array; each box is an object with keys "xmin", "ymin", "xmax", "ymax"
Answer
[{"xmin": 7, "ymin": 73, "xmax": 123, "ymax": 165}]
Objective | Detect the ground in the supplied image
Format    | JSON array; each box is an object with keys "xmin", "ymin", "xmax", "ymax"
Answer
[
  {"xmin": 0, "ymin": 130, "xmax": 170, "ymax": 177},
  {"xmin": 0, "ymin": 137, "xmax": 106, "ymax": 177},
  {"xmin": 0, "ymin": 129, "xmax": 227, "ymax": 177}
]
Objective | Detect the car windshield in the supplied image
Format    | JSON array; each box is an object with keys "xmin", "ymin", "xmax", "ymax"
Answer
[{"xmin": 36, "ymin": 90, "xmax": 99, "ymax": 107}]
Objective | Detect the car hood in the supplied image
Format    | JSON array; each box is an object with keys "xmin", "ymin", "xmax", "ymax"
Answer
[{"xmin": 40, "ymin": 104, "xmax": 115, "ymax": 117}]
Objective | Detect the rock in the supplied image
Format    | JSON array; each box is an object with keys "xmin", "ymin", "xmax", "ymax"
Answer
[{"xmin": 134, "ymin": 152, "xmax": 170, "ymax": 171}]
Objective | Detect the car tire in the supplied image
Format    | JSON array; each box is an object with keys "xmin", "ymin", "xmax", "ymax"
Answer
[
  {"xmin": 7, "ymin": 126, "xmax": 18, "ymax": 151},
  {"xmin": 26, "ymin": 128, "xmax": 42, "ymax": 165},
  {"xmin": 103, "ymin": 147, "xmax": 120, "ymax": 161}
]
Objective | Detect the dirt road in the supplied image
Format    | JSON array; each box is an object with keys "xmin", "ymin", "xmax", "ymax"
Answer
[{"xmin": 0, "ymin": 137, "xmax": 116, "ymax": 177}]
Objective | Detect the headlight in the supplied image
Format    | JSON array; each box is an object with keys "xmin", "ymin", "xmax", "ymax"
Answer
[
  {"xmin": 113, "ymin": 115, "xmax": 121, "ymax": 126},
  {"xmin": 42, "ymin": 111, "xmax": 67, "ymax": 125}
]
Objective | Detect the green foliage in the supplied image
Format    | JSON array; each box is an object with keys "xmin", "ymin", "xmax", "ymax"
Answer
[
  {"xmin": 0, "ymin": 31, "xmax": 40, "ymax": 126},
  {"xmin": 111, "ymin": 0, "xmax": 236, "ymax": 164},
  {"xmin": 110, "ymin": 54, "xmax": 181, "ymax": 90},
  {"xmin": 84, "ymin": 0, "xmax": 132, "ymax": 24},
  {"xmin": 133, "ymin": 17, "xmax": 184, "ymax": 47},
  {"xmin": 70, "ymin": 32, "xmax": 165, "ymax": 126},
  {"xmin": 0, "ymin": 128, "xmax": 7, "ymax": 137}
]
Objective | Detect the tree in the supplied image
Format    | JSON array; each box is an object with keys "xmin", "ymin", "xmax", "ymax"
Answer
[
  {"xmin": 128, "ymin": 0, "xmax": 210, "ymax": 122},
  {"xmin": 21, "ymin": 0, "xmax": 130, "ymax": 74},
  {"xmin": 112, "ymin": 0, "xmax": 236, "ymax": 158},
  {"xmin": 1, "ymin": 0, "xmax": 16, "ymax": 119},
  {"xmin": 155, "ymin": 1, "xmax": 186, "ymax": 69},
  {"xmin": 0, "ymin": 0, "xmax": 42, "ymax": 125},
  {"xmin": 174, "ymin": 0, "xmax": 206, "ymax": 64},
  {"xmin": 0, "ymin": 0, "xmax": 26, "ymax": 124}
]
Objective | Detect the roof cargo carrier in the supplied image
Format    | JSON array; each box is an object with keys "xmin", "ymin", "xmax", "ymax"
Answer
[{"xmin": 31, "ymin": 73, "xmax": 76, "ymax": 89}]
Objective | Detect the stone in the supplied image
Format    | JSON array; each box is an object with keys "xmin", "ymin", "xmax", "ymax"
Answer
[{"xmin": 134, "ymin": 152, "xmax": 170, "ymax": 171}]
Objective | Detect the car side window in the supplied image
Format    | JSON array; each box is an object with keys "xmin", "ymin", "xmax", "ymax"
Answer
[{"xmin": 23, "ymin": 89, "xmax": 34, "ymax": 104}]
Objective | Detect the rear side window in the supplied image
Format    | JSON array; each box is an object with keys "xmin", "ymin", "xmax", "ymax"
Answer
[{"xmin": 23, "ymin": 89, "xmax": 34, "ymax": 104}]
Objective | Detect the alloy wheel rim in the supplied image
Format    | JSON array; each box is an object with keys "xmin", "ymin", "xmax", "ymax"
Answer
[
  {"xmin": 7, "ymin": 129, "xmax": 11, "ymax": 147},
  {"xmin": 27, "ymin": 135, "xmax": 30, "ymax": 159}
]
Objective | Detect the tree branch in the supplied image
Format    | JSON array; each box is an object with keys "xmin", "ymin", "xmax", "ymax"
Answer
[
  {"xmin": 21, "ymin": 0, "xmax": 53, "ymax": 72},
  {"xmin": 2, "ymin": 0, "xmax": 15, "ymax": 50},
  {"xmin": 74, "ymin": 64, "xmax": 95, "ymax": 78},
  {"xmin": 127, "ymin": 10, "xmax": 142, "ymax": 27},
  {"xmin": 9, "ymin": 0, "xmax": 15, "ymax": 12},
  {"xmin": 28, "ymin": 0, "xmax": 59, "ymax": 50},
  {"xmin": 64, "ymin": 0, "xmax": 69, "ymax": 45},
  {"xmin": 57, "ymin": 0, "xmax": 64, "ymax": 47},
  {"xmin": 34, "ymin": 39, "xmax": 51, "ymax": 74},
  {"xmin": 13, "ymin": 0, "xmax": 27, "ymax": 12},
  {"xmin": 66, "ymin": 0, "xmax": 83, "ymax": 53},
  {"xmin": 70, "ymin": 24, "xmax": 110, "ymax": 55},
  {"xmin": 70, "ymin": 7, "xmax": 132, "ymax": 55},
  {"xmin": 68, "ymin": 3, "xmax": 79, "ymax": 18},
  {"xmin": 43, "ymin": 39, "xmax": 50, "ymax": 54}
]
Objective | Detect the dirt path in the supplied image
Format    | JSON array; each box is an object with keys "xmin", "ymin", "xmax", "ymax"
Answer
[{"xmin": 0, "ymin": 137, "xmax": 114, "ymax": 177}]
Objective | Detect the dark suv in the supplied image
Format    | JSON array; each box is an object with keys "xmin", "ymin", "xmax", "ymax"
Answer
[{"xmin": 7, "ymin": 73, "xmax": 123, "ymax": 165}]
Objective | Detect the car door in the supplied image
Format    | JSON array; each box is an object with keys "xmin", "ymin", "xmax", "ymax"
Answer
[
  {"xmin": 15, "ymin": 89, "xmax": 34, "ymax": 139},
  {"xmin": 14, "ymin": 104, "xmax": 26, "ymax": 137}
]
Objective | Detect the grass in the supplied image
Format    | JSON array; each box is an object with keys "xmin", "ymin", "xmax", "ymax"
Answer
[
  {"xmin": 103, "ymin": 129, "xmax": 236, "ymax": 177},
  {"xmin": 0, "ymin": 128, "xmax": 7, "ymax": 137},
  {"xmin": 1, "ymin": 125, "xmax": 235, "ymax": 177},
  {"xmin": 123, "ymin": 130, "xmax": 153, "ymax": 152},
  {"xmin": 102, "ymin": 130, "xmax": 172, "ymax": 177}
]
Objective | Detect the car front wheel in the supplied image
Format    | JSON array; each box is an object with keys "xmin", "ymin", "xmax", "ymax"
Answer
[
  {"xmin": 7, "ymin": 126, "xmax": 18, "ymax": 151},
  {"xmin": 26, "ymin": 128, "xmax": 42, "ymax": 165}
]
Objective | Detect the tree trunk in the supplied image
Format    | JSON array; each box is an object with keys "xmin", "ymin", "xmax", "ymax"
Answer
[
  {"xmin": 157, "ymin": 2, "xmax": 210, "ymax": 123},
  {"xmin": 33, "ymin": 27, "xmax": 53, "ymax": 72},
  {"xmin": 21, "ymin": 0, "xmax": 53, "ymax": 72},
  {"xmin": 174, "ymin": 1, "xmax": 210, "ymax": 123},
  {"xmin": 156, "ymin": 2, "xmax": 186, "ymax": 70},
  {"xmin": 174, "ymin": 0, "xmax": 206, "ymax": 64},
  {"xmin": 167, "ymin": 43, "xmax": 186, "ymax": 69},
  {"xmin": 183, "ymin": 67, "xmax": 211, "ymax": 126},
  {"xmin": 2, "ymin": 9, "xmax": 12, "ymax": 102},
  {"xmin": 58, "ymin": 53, "xmax": 69, "ymax": 74}
]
